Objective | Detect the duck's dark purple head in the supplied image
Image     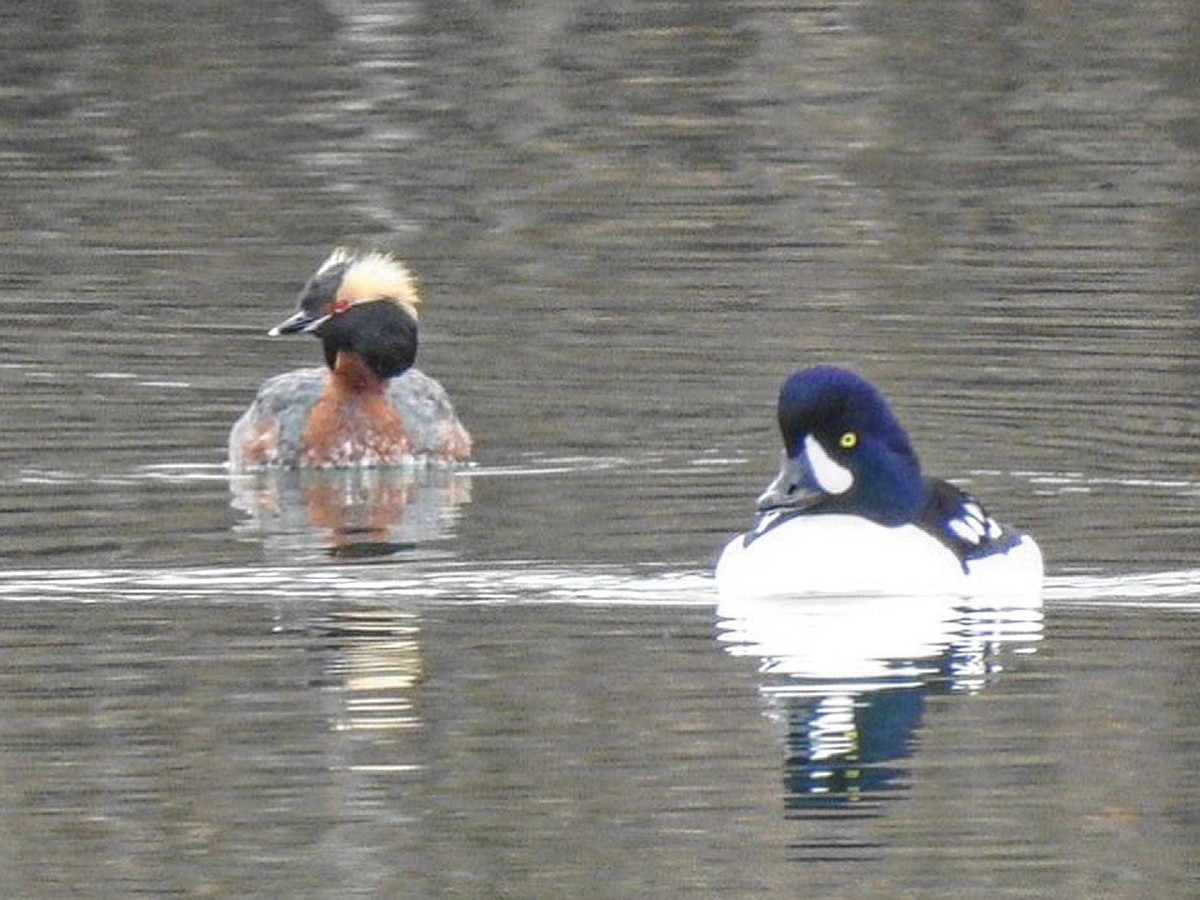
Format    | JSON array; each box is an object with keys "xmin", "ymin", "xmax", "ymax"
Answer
[{"xmin": 757, "ymin": 366, "xmax": 928, "ymax": 526}]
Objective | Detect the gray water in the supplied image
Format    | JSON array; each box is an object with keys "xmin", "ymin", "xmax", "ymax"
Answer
[{"xmin": 2, "ymin": 0, "xmax": 1200, "ymax": 896}]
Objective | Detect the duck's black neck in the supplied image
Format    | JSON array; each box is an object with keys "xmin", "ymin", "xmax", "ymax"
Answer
[{"xmin": 315, "ymin": 300, "xmax": 418, "ymax": 381}]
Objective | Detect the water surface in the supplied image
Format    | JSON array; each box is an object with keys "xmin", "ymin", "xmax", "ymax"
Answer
[{"xmin": 2, "ymin": 0, "xmax": 1200, "ymax": 895}]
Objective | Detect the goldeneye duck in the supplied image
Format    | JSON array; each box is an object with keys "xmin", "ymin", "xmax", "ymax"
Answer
[
  {"xmin": 229, "ymin": 248, "xmax": 472, "ymax": 471},
  {"xmin": 715, "ymin": 366, "xmax": 1043, "ymax": 598}
]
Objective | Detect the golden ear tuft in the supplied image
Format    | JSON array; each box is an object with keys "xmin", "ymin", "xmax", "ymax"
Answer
[{"xmin": 333, "ymin": 250, "xmax": 422, "ymax": 319}]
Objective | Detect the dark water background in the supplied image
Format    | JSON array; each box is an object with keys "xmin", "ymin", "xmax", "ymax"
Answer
[{"xmin": 2, "ymin": 0, "xmax": 1199, "ymax": 896}]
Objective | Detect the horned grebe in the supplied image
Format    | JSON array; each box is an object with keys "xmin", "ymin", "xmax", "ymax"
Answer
[{"xmin": 229, "ymin": 248, "xmax": 471, "ymax": 470}]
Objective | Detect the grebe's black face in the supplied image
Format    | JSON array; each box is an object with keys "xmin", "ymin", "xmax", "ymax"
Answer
[
  {"xmin": 268, "ymin": 261, "xmax": 351, "ymax": 336},
  {"xmin": 314, "ymin": 299, "xmax": 419, "ymax": 380}
]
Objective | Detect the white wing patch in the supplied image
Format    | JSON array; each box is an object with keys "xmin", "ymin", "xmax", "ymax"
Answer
[
  {"xmin": 948, "ymin": 500, "xmax": 1002, "ymax": 546},
  {"xmin": 803, "ymin": 434, "xmax": 853, "ymax": 495},
  {"xmin": 949, "ymin": 518, "xmax": 983, "ymax": 545}
]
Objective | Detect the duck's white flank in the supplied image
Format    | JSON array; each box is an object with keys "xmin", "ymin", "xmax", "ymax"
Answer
[{"xmin": 715, "ymin": 513, "xmax": 1044, "ymax": 600}]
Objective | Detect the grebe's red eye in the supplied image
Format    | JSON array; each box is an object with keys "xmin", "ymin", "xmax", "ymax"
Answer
[{"xmin": 332, "ymin": 299, "xmax": 352, "ymax": 316}]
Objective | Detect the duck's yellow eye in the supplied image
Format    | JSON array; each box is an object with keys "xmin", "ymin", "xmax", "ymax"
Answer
[{"xmin": 838, "ymin": 431, "xmax": 858, "ymax": 450}]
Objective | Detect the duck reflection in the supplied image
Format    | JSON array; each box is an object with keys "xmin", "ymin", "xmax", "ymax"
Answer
[
  {"xmin": 229, "ymin": 466, "xmax": 471, "ymax": 560},
  {"xmin": 774, "ymin": 689, "xmax": 922, "ymax": 808},
  {"xmin": 716, "ymin": 593, "xmax": 1042, "ymax": 811}
]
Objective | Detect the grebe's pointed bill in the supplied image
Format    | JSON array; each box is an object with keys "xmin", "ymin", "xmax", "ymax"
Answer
[{"xmin": 268, "ymin": 308, "xmax": 329, "ymax": 337}]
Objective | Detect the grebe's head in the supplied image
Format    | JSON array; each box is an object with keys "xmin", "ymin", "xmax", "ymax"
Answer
[
  {"xmin": 270, "ymin": 248, "xmax": 421, "ymax": 336},
  {"xmin": 270, "ymin": 249, "xmax": 422, "ymax": 380}
]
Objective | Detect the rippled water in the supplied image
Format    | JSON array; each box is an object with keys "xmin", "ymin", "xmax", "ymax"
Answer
[{"xmin": 3, "ymin": 0, "xmax": 1200, "ymax": 896}]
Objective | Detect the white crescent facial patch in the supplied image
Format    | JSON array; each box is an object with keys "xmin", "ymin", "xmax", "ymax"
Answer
[{"xmin": 804, "ymin": 433, "xmax": 854, "ymax": 495}]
